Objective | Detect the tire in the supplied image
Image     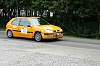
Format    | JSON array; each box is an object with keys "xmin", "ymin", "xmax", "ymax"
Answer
[
  {"xmin": 7, "ymin": 30, "xmax": 13, "ymax": 38},
  {"xmin": 54, "ymin": 38, "xmax": 58, "ymax": 40},
  {"xmin": 34, "ymin": 32, "xmax": 42, "ymax": 42}
]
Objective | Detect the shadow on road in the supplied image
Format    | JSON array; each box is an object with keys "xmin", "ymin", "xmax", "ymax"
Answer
[{"xmin": 6, "ymin": 37, "xmax": 64, "ymax": 42}]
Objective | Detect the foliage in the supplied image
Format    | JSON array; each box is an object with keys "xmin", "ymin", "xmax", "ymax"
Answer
[{"xmin": 0, "ymin": 0, "xmax": 100, "ymax": 38}]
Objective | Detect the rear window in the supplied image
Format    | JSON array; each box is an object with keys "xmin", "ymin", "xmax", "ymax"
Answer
[{"xmin": 11, "ymin": 18, "xmax": 21, "ymax": 25}]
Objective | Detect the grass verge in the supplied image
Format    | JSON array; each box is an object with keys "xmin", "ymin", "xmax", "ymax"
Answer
[{"xmin": 0, "ymin": 28, "xmax": 5, "ymax": 31}]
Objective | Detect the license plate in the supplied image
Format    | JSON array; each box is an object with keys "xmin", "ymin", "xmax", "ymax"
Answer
[{"xmin": 57, "ymin": 33, "xmax": 61, "ymax": 35}]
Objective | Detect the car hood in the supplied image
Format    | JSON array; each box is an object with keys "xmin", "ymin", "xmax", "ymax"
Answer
[{"xmin": 35, "ymin": 25, "xmax": 61, "ymax": 30}]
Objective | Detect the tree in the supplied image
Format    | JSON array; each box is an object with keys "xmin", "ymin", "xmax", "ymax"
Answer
[{"xmin": 1, "ymin": 0, "xmax": 100, "ymax": 37}]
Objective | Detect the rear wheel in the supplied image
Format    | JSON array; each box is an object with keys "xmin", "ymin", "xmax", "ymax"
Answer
[
  {"xmin": 34, "ymin": 32, "xmax": 42, "ymax": 42},
  {"xmin": 7, "ymin": 30, "xmax": 13, "ymax": 38}
]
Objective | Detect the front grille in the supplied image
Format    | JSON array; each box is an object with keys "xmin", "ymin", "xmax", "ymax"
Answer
[
  {"xmin": 44, "ymin": 33, "xmax": 54, "ymax": 35},
  {"xmin": 53, "ymin": 30, "xmax": 60, "ymax": 32}
]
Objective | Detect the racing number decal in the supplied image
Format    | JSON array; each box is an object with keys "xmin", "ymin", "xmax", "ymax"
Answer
[{"xmin": 21, "ymin": 28, "xmax": 27, "ymax": 34}]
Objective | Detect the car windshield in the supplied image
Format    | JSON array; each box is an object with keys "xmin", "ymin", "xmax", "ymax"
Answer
[{"xmin": 30, "ymin": 18, "xmax": 49, "ymax": 26}]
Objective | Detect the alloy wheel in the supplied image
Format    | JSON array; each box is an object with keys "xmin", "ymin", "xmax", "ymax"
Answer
[
  {"xmin": 7, "ymin": 30, "xmax": 13, "ymax": 38},
  {"xmin": 34, "ymin": 32, "xmax": 42, "ymax": 42}
]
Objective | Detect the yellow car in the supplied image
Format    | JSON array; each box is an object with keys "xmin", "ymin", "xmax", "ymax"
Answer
[{"xmin": 6, "ymin": 17, "xmax": 63, "ymax": 41}]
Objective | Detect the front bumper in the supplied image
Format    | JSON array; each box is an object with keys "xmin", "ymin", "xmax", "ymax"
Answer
[{"xmin": 42, "ymin": 32, "xmax": 63, "ymax": 39}]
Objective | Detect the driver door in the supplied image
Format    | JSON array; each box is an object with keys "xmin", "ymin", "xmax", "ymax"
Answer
[{"xmin": 18, "ymin": 18, "xmax": 33, "ymax": 38}]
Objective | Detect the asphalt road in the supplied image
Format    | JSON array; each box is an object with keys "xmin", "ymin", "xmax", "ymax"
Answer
[{"xmin": 0, "ymin": 31, "xmax": 100, "ymax": 66}]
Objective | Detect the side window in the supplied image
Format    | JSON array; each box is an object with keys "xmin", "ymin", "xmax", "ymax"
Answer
[
  {"xmin": 19, "ymin": 18, "xmax": 31, "ymax": 26},
  {"xmin": 11, "ymin": 18, "xmax": 20, "ymax": 25}
]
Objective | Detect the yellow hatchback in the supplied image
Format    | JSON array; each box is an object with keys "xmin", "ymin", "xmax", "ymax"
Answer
[{"xmin": 6, "ymin": 17, "xmax": 63, "ymax": 41}]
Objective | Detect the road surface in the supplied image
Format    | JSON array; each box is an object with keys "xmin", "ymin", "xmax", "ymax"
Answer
[{"xmin": 0, "ymin": 31, "xmax": 100, "ymax": 66}]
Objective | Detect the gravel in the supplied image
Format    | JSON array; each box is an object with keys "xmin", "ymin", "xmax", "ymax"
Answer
[{"xmin": 0, "ymin": 31, "xmax": 100, "ymax": 66}]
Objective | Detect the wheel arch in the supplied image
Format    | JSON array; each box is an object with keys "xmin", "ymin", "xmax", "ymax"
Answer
[
  {"xmin": 34, "ymin": 31, "xmax": 41, "ymax": 35},
  {"xmin": 6, "ymin": 29, "xmax": 12, "ymax": 34}
]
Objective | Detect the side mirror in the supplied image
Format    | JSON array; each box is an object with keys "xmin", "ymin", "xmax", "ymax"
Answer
[{"xmin": 27, "ymin": 25, "xmax": 32, "ymax": 27}]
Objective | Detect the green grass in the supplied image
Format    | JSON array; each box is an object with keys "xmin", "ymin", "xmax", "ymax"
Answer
[
  {"xmin": 0, "ymin": 28, "xmax": 5, "ymax": 31},
  {"xmin": 64, "ymin": 33, "xmax": 100, "ymax": 40}
]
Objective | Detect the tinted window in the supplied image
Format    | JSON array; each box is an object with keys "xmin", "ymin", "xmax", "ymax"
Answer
[
  {"xmin": 19, "ymin": 18, "xmax": 31, "ymax": 26},
  {"xmin": 11, "ymin": 18, "xmax": 20, "ymax": 25}
]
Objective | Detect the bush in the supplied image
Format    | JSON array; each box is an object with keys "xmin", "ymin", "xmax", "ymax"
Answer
[{"xmin": 0, "ymin": 16, "xmax": 9, "ymax": 29}]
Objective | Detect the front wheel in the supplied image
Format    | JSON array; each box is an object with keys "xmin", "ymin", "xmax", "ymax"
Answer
[
  {"xmin": 7, "ymin": 30, "xmax": 13, "ymax": 38},
  {"xmin": 34, "ymin": 32, "xmax": 42, "ymax": 42}
]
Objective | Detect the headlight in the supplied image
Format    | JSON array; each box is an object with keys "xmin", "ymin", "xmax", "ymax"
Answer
[
  {"xmin": 60, "ymin": 29, "xmax": 63, "ymax": 31},
  {"xmin": 46, "ymin": 29, "xmax": 53, "ymax": 33}
]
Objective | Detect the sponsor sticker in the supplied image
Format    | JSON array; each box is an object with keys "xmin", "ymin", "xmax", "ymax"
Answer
[
  {"xmin": 44, "ymin": 26, "xmax": 53, "ymax": 29},
  {"xmin": 21, "ymin": 28, "xmax": 27, "ymax": 34}
]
